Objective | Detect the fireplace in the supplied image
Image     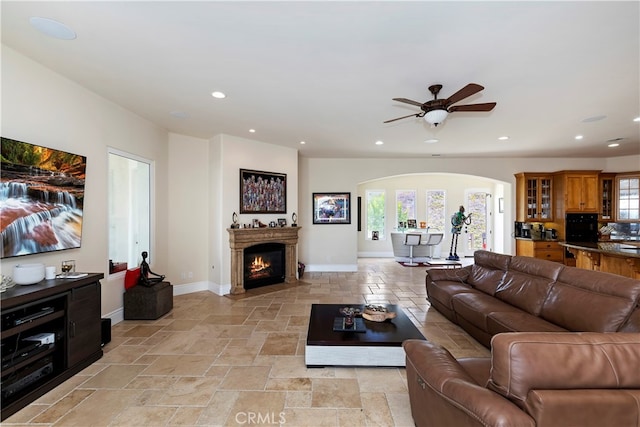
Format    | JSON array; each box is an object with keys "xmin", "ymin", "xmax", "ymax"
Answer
[
  {"xmin": 244, "ymin": 243, "xmax": 285, "ymax": 289},
  {"xmin": 228, "ymin": 226, "xmax": 300, "ymax": 294}
]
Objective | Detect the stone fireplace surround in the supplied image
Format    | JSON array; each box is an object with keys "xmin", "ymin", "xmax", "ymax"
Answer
[{"xmin": 227, "ymin": 227, "xmax": 300, "ymax": 294}]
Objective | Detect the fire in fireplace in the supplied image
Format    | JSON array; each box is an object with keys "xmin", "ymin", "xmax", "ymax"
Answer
[{"xmin": 244, "ymin": 243, "xmax": 285, "ymax": 289}]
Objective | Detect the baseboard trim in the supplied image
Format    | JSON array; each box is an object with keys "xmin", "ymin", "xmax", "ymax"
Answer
[
  {"xmin": 103, "ymin": 307, "xmax": 124, "ymax": 326},
  {"xmin": 307, "ymin": 264, "xmax": 358, "ymax": 272},
  {"xmin": 357, "ymin": 251, "xmax": 394, "ymax": 258}
]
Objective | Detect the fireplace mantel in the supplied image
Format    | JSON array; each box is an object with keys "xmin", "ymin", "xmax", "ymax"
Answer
[{"xmin": 228, "ymin": 227, "xmax": 300, "ymax": 294}]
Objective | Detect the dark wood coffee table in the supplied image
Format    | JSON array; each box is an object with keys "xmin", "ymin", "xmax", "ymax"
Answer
[{"xmin": 305, "ymin": 304, "xmax": 426, "ymax": 367}]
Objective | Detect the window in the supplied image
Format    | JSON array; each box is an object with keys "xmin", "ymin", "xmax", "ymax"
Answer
[
  {"xmin": 396, "ymin": 190, "xmax": 416, "ymax": 228},
  {"xmin": 108, "ymin": 149, "xmax": 152, "ymax": 274},
  {"xmin": 618, "ymin": 175, "xmax": 640, "ymax": 220},
  {"xmin": 465, "ymin": 191, "xmax": 489, "ymax": 252},
  {"xmin": 366, "ymin": 190, "xmax": 385, "ymax": 240},
  {"xmin": 426, "ymin": 190, "xmax": 446, "ymax": 232}
]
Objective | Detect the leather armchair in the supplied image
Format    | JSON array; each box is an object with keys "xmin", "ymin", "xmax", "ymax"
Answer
[{"xmin": 404, "ymin": 332, "xmax": 640, "ymax": 427}]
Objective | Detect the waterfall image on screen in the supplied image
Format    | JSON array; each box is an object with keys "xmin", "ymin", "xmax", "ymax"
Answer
[{"xmin": 1, "ymin": 137, "xmax": 86, "ymax": 258}]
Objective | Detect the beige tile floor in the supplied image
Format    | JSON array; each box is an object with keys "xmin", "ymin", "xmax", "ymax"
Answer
[{"xmin": 3, "ymin": 258, "xmax": 488, "ymax": 426}]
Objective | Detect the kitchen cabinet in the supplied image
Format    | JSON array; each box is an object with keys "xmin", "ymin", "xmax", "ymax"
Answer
[
  {"xmin": 599, "ymin": 173, "xmax": 615, "ymax": 221},
  {"xmin": 1, "ymin": 274, "xmax": 103, "ymax": 421},
  {"xmin": 555, "ymin": 171, "xmax": 599, "ymax": 213},
  {"xmin": 515, "ymin": 173, "xmax": 553, "ymax": 222},
  {"xmin": 516, "ymin": 239, "xmax": 564, "ymax": 263}
]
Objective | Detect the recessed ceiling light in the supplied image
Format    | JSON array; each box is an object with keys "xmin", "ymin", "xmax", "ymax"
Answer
[
  {"xmin": 424, "ymin": 139, "xmax": 439, "ymax": 144},
  {"xmin": 375, "ymin": 140, "xmax": 384, "ymax": 146},
  {"xmin": 498, "ymin": 136, "xmax": 509, "ymax": 141},
  {"xmin": 575, "ymin": 135, "xmax": 583, "ymax": 140},
  {"xmin": 211, "ymin": 91, "xmax": 226, "ymax": 99},
  {"xmin": 608, "ymin": 143, "xmax": 620, "ymax": 148},
  {"xmin": 169, "ymin": 111, "xmax": 188, "ymax": 119},
  {"xmin": 634, "ymin": 117, "xmax": 640, "ymax": 122},
  {"xmin": 581, "ymin": 115, "xmax": 606, "ymax": 123},
  {"xmin": 249, "ymin": 129, "xmax": 256, "ymax": 133},
  {"xmin": 300, "ymin": 141, "xmax": 306, "ymax": 145},
  {"xmin": 29, "ymin": 17, "xmax": 77, "ymax": 40}
]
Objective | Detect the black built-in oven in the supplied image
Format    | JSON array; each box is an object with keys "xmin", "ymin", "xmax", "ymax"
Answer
[{"xmin": 565, "ymin": 213, "xmax": 598, "ymax": 243}]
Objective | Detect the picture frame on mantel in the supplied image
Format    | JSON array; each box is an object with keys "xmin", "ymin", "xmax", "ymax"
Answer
[
  {"xmin": 313, "ymin": 192, "xmax": 351, "ymax": 224},
  {"xmin": 240, "ymin": 168, "xmax": 287, "ymax": 214}
]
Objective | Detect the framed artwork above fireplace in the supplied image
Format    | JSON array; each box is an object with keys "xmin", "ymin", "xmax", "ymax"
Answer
[{"xmin": 240, "ymin": 168, "xmax": 286, "ymax": 214}]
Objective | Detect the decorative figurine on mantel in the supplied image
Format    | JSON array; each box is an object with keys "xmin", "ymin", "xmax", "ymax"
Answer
[
  {"xmin": 230, "ymin": 212, "xmax": 239, "ymax": 229},
  {"xmin": 291, "ymin": 212, "xmax": 297, "ymax": 227},
  {"xmin": 138, "ymin": 251, "xmax": 165, "ymax": 287}
]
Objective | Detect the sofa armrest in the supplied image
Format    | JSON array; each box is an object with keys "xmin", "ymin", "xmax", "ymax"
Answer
[
  {"xmin": 524, "ymin": 389, "xmax": 640, "ymax": 427},
  {"xmin": 403, "ymin": 340, "xmax": 535, "ymax": 427},
  {"xmin": 488, "ymin": 332, "xmax": 640, "ymax": 408},
  {"xmin": 426, "ymin": 265, "xmax": 471, "ymax": 283}
]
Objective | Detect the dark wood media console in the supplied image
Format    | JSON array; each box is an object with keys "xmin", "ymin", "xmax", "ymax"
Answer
[{"xmin": 1, "ymin": 273, "xmax": 104, "ymax": 420}]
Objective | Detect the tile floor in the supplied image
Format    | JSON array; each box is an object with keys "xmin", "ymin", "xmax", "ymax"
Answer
[{"xmin": 3, "ymin": 258, "xmax": 488, "ymax": 426}]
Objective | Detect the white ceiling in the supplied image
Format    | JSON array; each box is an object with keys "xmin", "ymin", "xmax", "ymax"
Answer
[{"xmin": 2, "ymin": 1, "xmax": 639, "ymax": 159}]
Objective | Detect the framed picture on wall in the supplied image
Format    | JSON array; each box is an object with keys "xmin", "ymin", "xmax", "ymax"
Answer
[
  {"xmin": 313, "ymin": 192, "xmax": 351, "ymax": 224},
  {"xmin": 240, "ymin": 169, "xmax": 287, "ymax": 214}
]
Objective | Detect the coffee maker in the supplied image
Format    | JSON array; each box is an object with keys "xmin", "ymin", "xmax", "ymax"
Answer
[
  {"xmin": 515, "ymin": 222, "xmax": 531, "ymax": 238},
  {"xmin": 514, "ymin": 222, "xmax": 524, "ymax": 237}
]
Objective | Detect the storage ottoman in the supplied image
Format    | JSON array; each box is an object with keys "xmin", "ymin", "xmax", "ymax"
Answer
[{"xmin": 124, "ymin": 281, "xmax": 173, "ymax": 320}]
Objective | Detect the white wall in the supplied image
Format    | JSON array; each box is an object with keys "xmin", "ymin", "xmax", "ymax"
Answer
[
  {"xmin": 1, "ymin": 46, "xmax": 169, "ymax": 317},
  {"xmin": 167, "ymin": 133, "xmax": 210, "ymax": 292}
]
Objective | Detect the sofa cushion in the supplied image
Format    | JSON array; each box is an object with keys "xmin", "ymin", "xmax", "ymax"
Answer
[
  {"xmin": 487, "ymin": 332, "xmax": 640, "ymax": 409},
  {"xmin": 487, "ymin": 311, "xmax": 567, "ymax": 335},
  {"xmin": 427, "ymin": 279, "xmax": 478, "ymax": 311},
  {"xmin": 467, "ymin": 250, "xmax": 511, "ymax": 295},
  {"xmin": 494, "ymin": 256, "xmax": 562, "ymax": 315},
  {"xmin": 541, "ymin": 266, "xmax": 640, "ymax": 332},
  {"xmin": 451, "ymin": 293, "xmax": 522, "ymax": 332}
]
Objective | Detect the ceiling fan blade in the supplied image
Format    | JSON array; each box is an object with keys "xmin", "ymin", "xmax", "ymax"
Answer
[
  {"xmin": 449, "ymin": 102, "xmax": 496, "ymax": 112},
  {"xmin": 383, "ymin": 113, "xmax": 422, "ymax": 123},
  {"xmin": 445, "ymin": 83, "xmax": 484, "ymax": 106},
  {"xmin": 392, "ymin": 97, "xmax": 424, "ymax": 107}
]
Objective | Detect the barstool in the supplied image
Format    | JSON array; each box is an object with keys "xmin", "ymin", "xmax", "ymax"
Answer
[
  {"xmin": 424, "ymin": 233, "xmax": 444, "ymax": 259},
  {"xmin": 404, "ymin": 233, "xmax": 422, "ymax": 266}
]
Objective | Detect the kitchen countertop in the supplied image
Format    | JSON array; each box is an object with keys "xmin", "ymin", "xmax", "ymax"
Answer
[{"xmin": 559, "ymin": 241, "xmax": 640, "ymax": 259}]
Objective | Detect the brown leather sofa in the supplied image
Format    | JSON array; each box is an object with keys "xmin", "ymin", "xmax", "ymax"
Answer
[
  {"xmin": 426, "ymin": 250, "xmax": 640, "ymax": 347},
  {"xmin": 404, "ymin": 332, "xmax": 640, "ymax": 427}
]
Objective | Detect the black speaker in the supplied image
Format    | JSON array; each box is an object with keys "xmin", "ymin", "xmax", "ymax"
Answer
[{"xmin": 101, "ymin": 318, "xmax": 111, "ymax": 347}]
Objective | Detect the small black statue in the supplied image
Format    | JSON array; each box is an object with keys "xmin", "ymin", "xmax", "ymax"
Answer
[{"xmin": 138, "ymin": 251, "xmax": 165, "ymax": 287}]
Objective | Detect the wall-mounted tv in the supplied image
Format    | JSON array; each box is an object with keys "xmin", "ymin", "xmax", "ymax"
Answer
[{"xmin": 1, "ymin": 137, "xmax": 86, "ymax": 258}]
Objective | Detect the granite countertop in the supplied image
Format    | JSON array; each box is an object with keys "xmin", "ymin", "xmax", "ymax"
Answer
[{"xmin": 559, "ymin": 241, "xmax": 640, "ymax": 259}]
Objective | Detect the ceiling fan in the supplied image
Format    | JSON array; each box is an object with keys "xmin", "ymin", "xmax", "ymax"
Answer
[{"xmin": 384, "ymin": 83, "xmax": 496, "ymax": 126}]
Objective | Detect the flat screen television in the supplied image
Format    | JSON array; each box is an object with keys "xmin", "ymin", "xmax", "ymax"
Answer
[{"xmin": 1, "ymin": 137, "xmax": 86, "ymax": 258}]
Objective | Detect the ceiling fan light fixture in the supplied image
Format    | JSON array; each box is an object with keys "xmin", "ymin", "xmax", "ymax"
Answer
[{"xmin": 424, "ymin": 109, "xmax": 448, "ymax": 125}]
